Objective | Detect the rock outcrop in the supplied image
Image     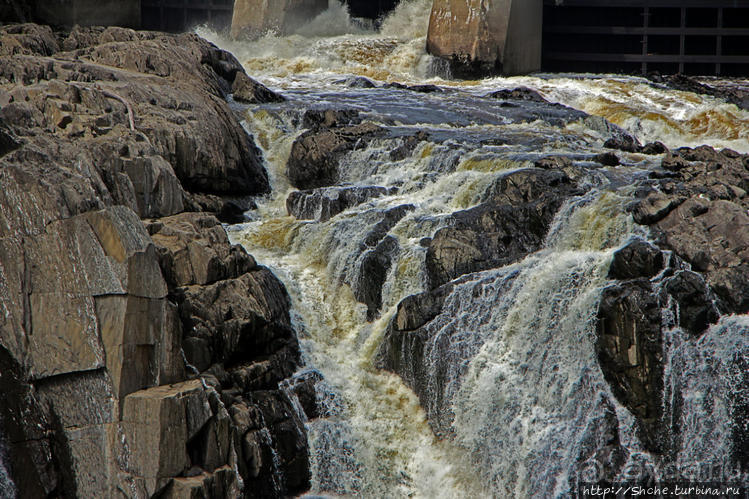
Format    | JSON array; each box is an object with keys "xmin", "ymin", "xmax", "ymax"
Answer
[
  {"xmin": 0, "ymin": 24, "xmax": 307, "ymax": 498},
  {"xmin": 286, "ymin": 112, "xmax": 385, "ymax": 190},
  {"xmin": 596, "ymin": 145, "xmax": 749, "ymax": 454},
  {"xmin": 378, "ymin": 165, "xmax": 582, "ymax": 433},
  {"xmin": 425, "ymin": 168, "xmax": 580, "ymax": 288},
  {"xmin": 286, "ymin": 185, "xmax": 396, "ymax": 222},
  {"xmin": 628, "ymin": 146, "xmax": 749, "ymax": 315}
]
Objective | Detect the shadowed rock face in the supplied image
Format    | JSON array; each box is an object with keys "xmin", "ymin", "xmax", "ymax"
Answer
[{"xmin": 0, "ymin": 24, "xmax": 308, "ymax": 498}]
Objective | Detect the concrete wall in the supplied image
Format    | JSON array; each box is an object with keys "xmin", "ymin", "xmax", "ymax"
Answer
[
  {"xmin": 231, "ymin": 0, "xmax": 328, "ymax": 39},
  {"xmin": 503, "ymin": 0, "xmax": 543, "ymax": 75},
  {"xmin": 426, "ymin": 0, "xmax": 543, "ymax": 77}
]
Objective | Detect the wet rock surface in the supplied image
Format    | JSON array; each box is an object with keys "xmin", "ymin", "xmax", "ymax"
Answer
[
  {"xmin": 0, "ymin": 24, "xmax": 308, "ymax": 498},
  {"xmin": 286, "ymin": 185, "xmax": 396, "ymax": 222},
  {"xmin": 596, "ymin": 145, "xmax": 749, "ymax": 456},
  {"xmin": 286, "ymin": 111, "xmax": 385, "ymax": 189},
  {"xmin": 425, "ymin": 168, "xmax": 580, "ymax": 288},
  {"xmin": 629, "ymin": 146, "xmax": 749, "ymax": 314},
  {"xmin": 380, "ymin": 140, "xmax": 749, "ymax": 470},
  {"xmin": 649, "ymin": 73, "xmax": 749, "ymax": 111}
]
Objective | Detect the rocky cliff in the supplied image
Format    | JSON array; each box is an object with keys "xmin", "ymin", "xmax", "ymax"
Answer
[{"xmin": 0, "ymin": 24, "xmax": 309, "ymax": 498}]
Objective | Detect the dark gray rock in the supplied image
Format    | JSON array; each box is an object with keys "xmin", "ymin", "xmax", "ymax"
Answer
[
  {"xmin": 389, "ymin": 131, "xmax": 429, "ymax": 161},
  {"xmin": 486, "ymin": 86, "xmax": 547, "ymax": 102},
  {"xmin": 361, "ymin": 204, "xmax": 415, "ymax": 248},
  {"xmin": 594, "ymin": 152, "xmax": 620, "ymax": 166},
  {"xmin": 286, "ymin": 122, "xmax": 384, "ymax": 189},
  {"xmin": 629, "ymin": 191, "xmax": 685, "ymax": 225},
  {"xmin": 248, "ymin": 391, "xmax": 310, "ymax": 496},
  {"xmin": 349, "ymin": 205, "xmax": 415, "ymax": 318},
  {"xmin": 336, "ymin": 76, "xmax": 376, "ymax": 88},
  {"xmin": 663, "ymin": 271, "xmax": 720, "ymax": 337},
  {"xmin": 596, "ymin": 280, "xmax": 664, "ymax": 452},
  {"xmin": 604, "ymin": 135, "xmax": 642, "ymax": 153},
  {"xmin": 286, "ymin": 185, "xmax": 396, "ymax": 222},
  {"xmin": 175, "ymin": 268, "xmax": 299, "ymax": 374},
  {"xmin": 426, "ymin": 168, "xmax": 579, "ymax": 288},
  {"xmin": 641, "ymin": 141, "xmax": 667, "ymax": 155},
  {"xmin": 302, "ymin": 108, "xmax": 362, "ymax": 129},
  {"xmin": 355, "ymin": 235, "xmax": 400, "ymax": 320},
  {"xmin": 608, "ymin": 240, "xmax": 664, "ymax": 280},
  {"xmin": 232, "ymin": 72, "xmax": 285, "ymax": 104}
]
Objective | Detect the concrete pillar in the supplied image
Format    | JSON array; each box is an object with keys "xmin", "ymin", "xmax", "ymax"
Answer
[
  {"xmin": 231, "ymin": 0, "xmax": 329, "ymax": 39},
  {"xmin": 34, "ymin": 0, "xmax": 140, "ymax": 28},
  {"xmin": 426, "ymin": 0, "xmax": 543, "ymax": 77}
]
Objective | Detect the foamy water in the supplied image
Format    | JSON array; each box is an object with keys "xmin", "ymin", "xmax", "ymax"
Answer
[
  {"xmin": 206, "ymin": 1, "xmax": 748, "ymax": 496},
  {"xmin": 199, "ymin": 0, "xmax": 749, "ymax": 153}
]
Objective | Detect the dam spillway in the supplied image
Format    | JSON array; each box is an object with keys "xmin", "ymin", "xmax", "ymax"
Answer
[
  {"xmin": 140, "ymin": 0, "xmax": 234, "ymax": 32},
  {"xmin": 543, "ymin": 0, "xmax": 749, "ymax": 76}
]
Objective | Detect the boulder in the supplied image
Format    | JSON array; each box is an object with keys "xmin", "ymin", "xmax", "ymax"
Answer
[
  {"xmin": 594, "ymin": 152, "xmax": 620, "ymax": 166},
  {"xmin": 656, "ymin": 198, "xmax": 749, "ymax": 314},
  {"xmin": 641, "ymin": 141, "xmax": 668, "ymax": 155},
  {"xmin": 122, "ymin": 380, "xmax": 212, "ymax": 495},
  {"xmin": 426, "ymin": 168, "xmax": 579, "ymax": 288},
  {"xmin": 486, "ymin": 86, "xmax": 547, "ymax": 102},
  {"xmin": 629, "ymin": 190, "xmax": 684, "ymax": 225},
  {"xmin": 603, "ymin": 135, "xmax": 642, "ymax": 153},
  {"xmin": 175, "ymin": 269, "xmax": 299, "ymax": 374},
  {"xmin": 335, "ymin": 76, "xmax": 377, "ymax": 88},
  {"xmin": 286, "ymin": 122, "xmax": 384, "ymax": 189},
  {"xmin": 286, "ymin": 185, "xmax": 396, "ymax": 222},
  {"xmin": 232, "ymin": 72, "xmax": 286, "ymax": 104},
  {"xmin": 301, "ymin": 108, "xmax": 361, "ymax": 129},
  {"xmin": 663, "ymin": 271, "xmax": 720, "ymax": 337},
  {"xmin": 147, "ymin": 213, "xmax": 257, "ymax": 288},
  {"xmin": 608, "ymin": 239, "xmax": 664, "ymax": 280}
]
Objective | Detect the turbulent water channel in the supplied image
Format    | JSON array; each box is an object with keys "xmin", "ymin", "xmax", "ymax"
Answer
[{"xmin": 199, "ymin": 1, "xmax": 749, "ymax": 497}]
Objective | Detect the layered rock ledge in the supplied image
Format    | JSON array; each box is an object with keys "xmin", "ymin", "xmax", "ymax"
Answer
[{"xmin": 0, "ymin": 24, "xmax": 308, "ymax": 498}]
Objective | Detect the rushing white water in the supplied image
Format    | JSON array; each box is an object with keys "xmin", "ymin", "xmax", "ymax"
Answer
[
  {"xmin": 662, "ymin": 316, "xmax": 749, "ymax": 480},
  {"xmin": 199, "ymin": 0, "xmax": 749, "ymax": 153},
  {"xmin": 206, "ymin": 0, "xmax": 749, "ymax": 496},
  {"xmin": 0, "ymin": 423, "xmax": 15, "ymax": 499}
]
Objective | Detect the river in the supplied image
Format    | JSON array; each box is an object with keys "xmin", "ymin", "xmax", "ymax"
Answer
[{"xmin": 197, "ymin": 0, "xmax": 749, "ymax": 496}]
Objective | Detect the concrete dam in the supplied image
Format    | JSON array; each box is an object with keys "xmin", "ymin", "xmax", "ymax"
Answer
[{"xmin": 4, "ymin": 0, "xmax": 748, "ymax": 76}]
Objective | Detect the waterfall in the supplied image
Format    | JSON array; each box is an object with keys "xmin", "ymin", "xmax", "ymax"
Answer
[
  {"xmin": 663, "ymin": 316, "xmax": 749, "ymax": 479},
  {"xmin": 202, "ymin": 1, "xmax": 749, "ymax": 496},
  {"xmin": 0, "ymin": 421, "xmax": 16, "ymax": 499}
]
